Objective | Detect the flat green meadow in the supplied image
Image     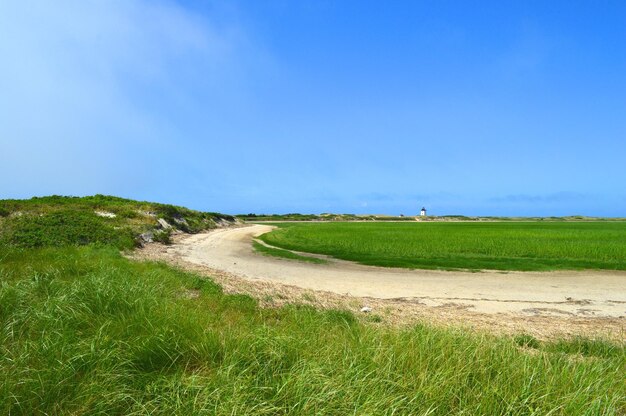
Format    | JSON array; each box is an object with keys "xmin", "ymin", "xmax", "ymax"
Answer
[{"xmin": 259, "ymin": 221, "xmax": 626, "ymax": 271}]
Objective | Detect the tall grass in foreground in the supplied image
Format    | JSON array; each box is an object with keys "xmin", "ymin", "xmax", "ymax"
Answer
[
  {"xmin": 260, "ymin": 222, "xmax": 626, "ymax": 271},
  {"xmin": 0, "ymin": 246, "xmax": 624, "ymax": 415}
]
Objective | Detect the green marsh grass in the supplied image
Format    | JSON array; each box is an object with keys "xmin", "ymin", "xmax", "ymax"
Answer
[
  {"xmin": 0, "ymin": 246, "xmax": 624, "ymax": 415},
  {"xmin": 259, "ymin": 221, "xmax": 626, "ymax": 271},
  {"xmin": 253, "ymin": 240, "xmax": 327, "ymax": 264}
]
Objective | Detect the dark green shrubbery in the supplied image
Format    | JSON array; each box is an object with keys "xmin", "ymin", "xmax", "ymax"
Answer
[
  {"xmin": 2, "ymin": 210, "xmax": 135, "ymax": 250},
  {"xmin": 113, "ymin": 207, "xmax": 140, "ymax": 219},
  {"xmin": 152, "ymin": 229, "xmax": 172, "ymax": 245}
]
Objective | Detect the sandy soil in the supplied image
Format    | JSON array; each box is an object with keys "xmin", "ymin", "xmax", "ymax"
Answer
[{"xmin": 132, "ymin": 225, "xmax": 626, "ymax": 340}]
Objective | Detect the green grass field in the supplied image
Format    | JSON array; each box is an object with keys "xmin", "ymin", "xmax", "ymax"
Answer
[
  {"xmin": 1, "ymin": 246, "xmax": 623, "ymax": 415},
  {"xmin": 253, "ymin": 240, "xmax": 327, "ymax": 264},
  {"xmin": 259, "ymin": 222, "xmax": 626, "ymax": 271}
]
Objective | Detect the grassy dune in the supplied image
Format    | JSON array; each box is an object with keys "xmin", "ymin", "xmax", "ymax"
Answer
[
  {"xmin": 0, "ymin": 246, "xmax": 624, "ymax": 415},
  {"xmin": 259, "ymin": 222, "xmax": 626, "ymax": 271},
  {"xmin": 0, "ymin": 195, "xmax": 235, "ymax": 249}
]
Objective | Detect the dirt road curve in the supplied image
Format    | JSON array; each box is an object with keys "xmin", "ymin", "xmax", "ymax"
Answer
[{"xmin": 169, "ymin": 225, "xmax": 626, "ymax": 318}]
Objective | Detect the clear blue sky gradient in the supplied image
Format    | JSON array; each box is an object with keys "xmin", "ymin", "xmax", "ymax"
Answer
[{"xmin": 1, "ymin": 1, "xmax": 625, "ymax": 216}]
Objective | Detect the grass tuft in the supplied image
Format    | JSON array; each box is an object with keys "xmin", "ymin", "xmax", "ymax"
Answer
[{"xmin": 515, "ymin": 334, "xmax": 541, "ymax": 349}]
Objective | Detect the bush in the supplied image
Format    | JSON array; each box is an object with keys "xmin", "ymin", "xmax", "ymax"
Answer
[
  {"xmin": 3, "ymin": 210, "xmax": 135, "ymax": 250},
  {"xmin": 153, "ymin": 229, "xmax": 172, "ymax": 245},
  {"xmin": 114, "ymin": 208, "xmax": 140, "ymax": 219}
]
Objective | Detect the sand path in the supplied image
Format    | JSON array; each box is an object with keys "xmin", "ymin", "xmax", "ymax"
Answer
[{"xmin": 167, "ymin": 225, "xmax": 626, "ymax": 318}]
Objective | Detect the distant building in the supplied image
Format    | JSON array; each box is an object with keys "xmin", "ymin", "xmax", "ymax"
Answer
[{"xmin": 420, "ymin": 207, "xmax": 427, "ymax": 216}]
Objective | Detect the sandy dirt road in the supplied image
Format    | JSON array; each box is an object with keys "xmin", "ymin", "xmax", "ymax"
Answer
[{"xmin": 167, "ymin": 225, "xmax": 626, "ymax": 318}]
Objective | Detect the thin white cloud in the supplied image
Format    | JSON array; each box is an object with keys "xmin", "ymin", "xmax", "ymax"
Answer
[{"xmin": 0, "ymin": 0, "xmax": 251, "ymax": 197}]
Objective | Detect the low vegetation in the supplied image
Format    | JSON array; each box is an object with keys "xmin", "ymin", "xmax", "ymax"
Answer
[
  {"xmin": 259, "ymin": 221, "xmax": 626, "ymax": 271},
  {"xmin": 0, "ymin": 196, "xmax": 624, "ymax": 414},
  {"xmin": 253, "ymin": 240, "xmax": 327, "ymax": 264},
  {"xmin": 239, "ymin": 212, "xmax": 625, "ymax": 222},
  {"xmin": 2, "ymin": 208, "xmax": 136, "ymax": 249},
  {"xmin": 238, "ymin": 213, "xmax": 324, "ymax": 221},
  {"xmin": 0, "ymin": 195, "xmax": 235, "ymax": 248},
  {"xmin": 1, "ymin": 246, "xmax": 623, "ymax": 415}
]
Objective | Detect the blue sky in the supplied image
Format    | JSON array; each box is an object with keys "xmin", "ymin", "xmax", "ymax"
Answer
[{"xmin": 1, "ymin": 1, "xmax": 625, "ymax": 216}]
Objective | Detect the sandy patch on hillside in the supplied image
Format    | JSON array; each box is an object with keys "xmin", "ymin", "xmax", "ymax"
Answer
[{"xmin": 131, "ymin": 225, "xmax": 625, "ymax": 341}]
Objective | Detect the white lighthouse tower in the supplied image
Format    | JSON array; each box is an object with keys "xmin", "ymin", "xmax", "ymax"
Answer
[{"xmin": 420, "ymin": 207, "xmax": 427, "ymax": 216}]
